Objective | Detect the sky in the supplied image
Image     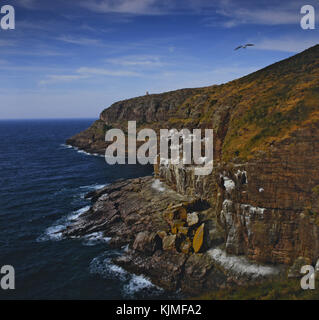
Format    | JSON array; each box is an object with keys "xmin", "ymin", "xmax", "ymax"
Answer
[{"xmin": 0, "ymin": 0, "xmax": 319, "ymax": 119}]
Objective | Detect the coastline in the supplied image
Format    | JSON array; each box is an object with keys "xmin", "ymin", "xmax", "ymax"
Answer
[
  {"xmin": 61, "ymin": 46, "xmax": 319, "ymax": 297},
  {"xmin": 62, "ymin": 174, "xmax": 284, "ymax": 296}
]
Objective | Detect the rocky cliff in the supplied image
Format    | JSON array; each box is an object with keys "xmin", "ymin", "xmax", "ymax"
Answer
[
  {"xmin": 66, "ymin": 88, "xmax": 202, "ymax": 154},
  {"xmin": 66, "ymin": 45, "xmax": 319, "ymax": 294}
]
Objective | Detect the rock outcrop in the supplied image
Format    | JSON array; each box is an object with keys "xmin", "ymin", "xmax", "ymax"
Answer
[
  {"xmin": 65, "ymin": 45, "xmax": 319, "ymax": 294},
  {"xmin": 62, "ymin": 177, "xmax": 279, "ymax": 295}
]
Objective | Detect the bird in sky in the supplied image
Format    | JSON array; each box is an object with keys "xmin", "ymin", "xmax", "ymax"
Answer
[{"xmin": 234, "ymin": 44, "xmax": 255, "ymax": 51}]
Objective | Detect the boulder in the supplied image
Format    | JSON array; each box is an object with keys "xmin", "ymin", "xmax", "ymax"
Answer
[
  {"xmin": 163, "ymin": 234, "xmax": 177, "ymax": 251},
  {"xmin": 163, "ymin": 211, "xmax": 174, "ymax": 223},
  {"xmin": 193, "ymin": 223, "xmax": 205, "ymax": 253},
  {"xmin": 180, "ymin": 238, "xmax": 192, "ymax": 254},
  {"xmin": 178, "ymin": 226, "xmax": 189, "ymax": 236},
  {"xmin": 178, "ymin": 207, "xmax": 188, "ymax": 221},
  {"xmin": 157, "ymin": 230, "xmax": 167, "ymax": 239},
  {"xmin": 133, "ymin": 231, "xmax": 159, "ymax": 255},
  {"xmin": 170, "ymin": 220, "xmax": 185, "ymax": 234},
  {"xmin": 187, "ymin": 212, "xmax": 199, "ymax": 227}
]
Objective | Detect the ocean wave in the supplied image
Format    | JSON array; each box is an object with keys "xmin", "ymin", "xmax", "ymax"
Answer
[
  {"xmin": 67, "ymin": 206, "xmax": 90, "ymax": 221},
  {"xmin": 37, "ymin": 205, "xmax": 90, "ymax": 242},
  {"xmin": 60, "ymin": 144, "xmax": 104, "ymax": 158},
  {"xmin": 123, "ymin": 274, "xmax": 161, "ymax": 297},
  {"xmin": 60, "ymin": 144, "xmax": 73, "ymax": 149},
  {"xmin": 78, "ymin": 184, "xmax": 108, "ymax": 199},
  {"xmin": 79, "ymin": 184, "xmax": 108, "ymax": 191},
  {"xmin": 38, "ymin": 224, "xmax": 65, "ymax": 241},
  {"xmin": 89, "ymin": 254, "xmax": 162, "ymax": 297},
  {"xmin": 82, "ymin": 232, "xmax": 111, "ymax": 246},
  {"xmin": 89, "ymin": 256, "xmax": 129, "ymax": 282},
  {"xmin": 77, "ymin": 149, "xmax": 91, "ymax": 156}
]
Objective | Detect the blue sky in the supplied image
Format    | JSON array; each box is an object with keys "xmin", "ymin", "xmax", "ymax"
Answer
[{"xmin": 0, "ymin": 0, "xmax": 319, "ymax": 119}]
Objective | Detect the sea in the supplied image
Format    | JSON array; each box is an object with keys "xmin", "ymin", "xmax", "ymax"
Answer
[{"xmin": 0, "ymin": 119, "xmax": 173, "ymax": 300}]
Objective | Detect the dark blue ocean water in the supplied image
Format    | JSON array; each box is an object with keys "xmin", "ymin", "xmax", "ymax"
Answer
[{"xmin": 0, "ymin": 119, "xmax": 167, "ymax": 300}]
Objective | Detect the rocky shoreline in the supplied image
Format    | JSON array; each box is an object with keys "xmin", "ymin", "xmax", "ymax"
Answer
[
  {"xmin": 63, "ymin": 46, "xmax": 319, "ymax": 296},
  {"xmin": 63, "ymin": 175, "xmax": 283, "ymax": 296}
]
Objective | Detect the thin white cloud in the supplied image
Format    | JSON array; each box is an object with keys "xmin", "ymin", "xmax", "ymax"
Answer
[
  {"xmin": 255, "ymin": 37, "xmax": 319, "ymax": 53},
  {"xmin": 39, "ymin": 74, "xmax": 89, "ymax": 85},
  {"xmin": 56, "ymin": 36, "xmax": 103, "ymax": 46},
  {"xmin": 77, "ymin": 67, "xmax": 141, "ymax": 76},
  {"xmin": 105, "ymin": 55, "xmax": 164, "ymax": 67},
  {"xmin": 79, "ymin": 0, "xmax": 222, "ymax": 16},
  {"xmin": 13, "ymin": 0, "xmax": 37, "ymax": 9},
  {"xmin": 16, "ymin": 20, "xmax": 58, "ymax": 31},
  {"xmin": 205, "ymin": 0, "xmax": 305, "ymax": 27},
  {"xmin": 81, "ymin": 0, "xmax": 162, "ymax": 15},
  {"xmin": 216, "ymin": 8, "xmax": 299, "ymax": 27},
  {"xmin": 39, "ymin": 66, "xmax": 141, "ymax": 85},
  {"xmin": 0, "ymin": 48, "xmax": 67, "ymax": 57}
]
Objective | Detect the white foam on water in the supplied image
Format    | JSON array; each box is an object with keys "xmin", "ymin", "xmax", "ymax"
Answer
[
  {"xmin": 123, "ymin": 274, "xmax": 160, "ymax": 297},
  {"xmin": 208, "ymin": 248, "xmax": 280, "ymax": 278},
  {"xmin": 38, "ymin": 224, "xmax": 64, "ymax": 241},
  {"xmin": 80, "ymin": 184, "xmax": 108, "ymax": 191},
  {"xmin": 89, "ymin": 256, "xmax": 129, "ymax": 282},
  {"xmin": 151, "ymin": 179, "xmax": 165, "ymax": 192},
  {"xmin": 93, "ymin": 153, "xmax": 104, "ymax": 158},
  {"xmin": 77, "ymin": 149, "xmax": 91, "ymax": 156},
  {"xmin": 89, "ymin": 254, "xmax": 162, "ymax": 297},
  {"xmin": 37, "ymin": 206, "xmax": 89, "ymax": 242},
  {"xmin": 61, "ymin": 144, "xmax": 104, "ymax": 158},
  {"xmin": 82, "ymin": 232, "xmax": 111, "ymax": 246},
  {"xmin": 67, "ymin": 205, "xmax": 90, "ymax": 221},
  {"xmin": 78, "ymin": 184, "xmax": 108, "ymax": 199},
  {"xmin": 60, "ymin": 144, "xmax": 73, "ymax": 149}
]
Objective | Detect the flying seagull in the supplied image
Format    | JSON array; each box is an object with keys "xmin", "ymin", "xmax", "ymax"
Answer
[{"xmin": 234, "ymin": 44, "xmax": 255, "ymax": 51}]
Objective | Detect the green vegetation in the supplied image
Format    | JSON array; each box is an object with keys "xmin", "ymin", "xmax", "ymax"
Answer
[
  {"xmin": 73, "ymin": 45, "xmax": 319, "ymax": 164},
  {"xmin": 312, "ymin": 185, "xmax": 319, "ymax": 196},
  {"xmin": 163, "ymin": 45, "xmax": 319, "ymax": 162},
  {"xmin": 196, "ymin": 278, "xmax": 319, "ymax": 300}
]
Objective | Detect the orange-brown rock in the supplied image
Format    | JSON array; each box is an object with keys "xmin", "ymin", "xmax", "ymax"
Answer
[{"xmin": 193, "ymin": 223, "xmax": 205, "ymax": 253}]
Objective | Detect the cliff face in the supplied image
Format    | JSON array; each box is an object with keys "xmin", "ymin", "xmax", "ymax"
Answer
[
  {"xmin": 66, "ymin": 88, "xmax": 202, "ymax": 153},
  {"xmin": 67, "ymin": 45, "xmax": 319, "ymax": 270},
  {"xmin": 157, "ymin": 123, "xmax": 319, "ymax": 265},
  {"xmin": 99, "ymin": 88, "xmax": 202, "ymax": 127}
]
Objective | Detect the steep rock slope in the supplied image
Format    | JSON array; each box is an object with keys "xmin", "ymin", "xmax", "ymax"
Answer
[
  {"xmin": 66, "ymin": 88, "xmax": 203, "ymax": 154},
  {"xmin": 67, "ymin": 45, "xmax": 319, "ymax": 267}
]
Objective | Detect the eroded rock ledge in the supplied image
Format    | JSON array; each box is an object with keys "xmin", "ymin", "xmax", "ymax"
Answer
[{"xmin": 63, "ymin": 176, "xmax": 282, "ymax": 296}]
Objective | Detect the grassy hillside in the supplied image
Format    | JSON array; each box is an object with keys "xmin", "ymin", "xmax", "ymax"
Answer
[
  {"xmin": 169, "ymin": 44, "xmax": 319, "ymax": 162},
  {"xmin": 69, "ymin": 45, "xmax": 319, "ymax": 163},
  {"xmin": 196, "ymin": 278, "xmax": 319, "ymax": 300}
]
